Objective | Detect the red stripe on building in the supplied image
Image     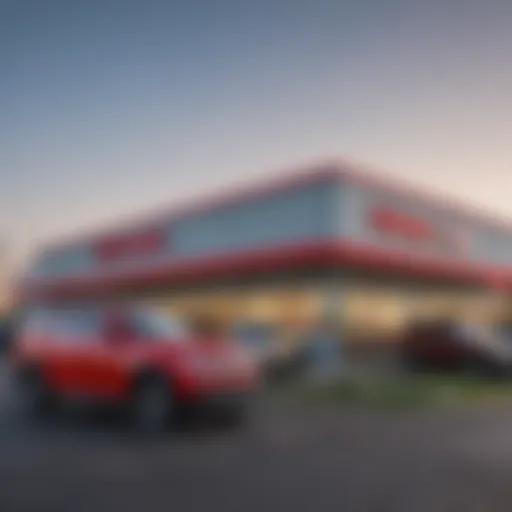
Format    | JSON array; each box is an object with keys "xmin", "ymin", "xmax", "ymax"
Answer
[{"xmin": 23, "ymin": 240, "xmax": 512, "ymax": 302}]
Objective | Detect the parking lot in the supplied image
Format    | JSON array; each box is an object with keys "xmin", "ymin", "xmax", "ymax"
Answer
[{"xmin": 3, "ymin": 360, "xmax": 512, "ymax": 511}]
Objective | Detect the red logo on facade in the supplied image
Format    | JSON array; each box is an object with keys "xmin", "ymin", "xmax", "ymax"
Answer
[
  {"xmin": 369, "ymin": 208, "xmax": 435, "ymax": 241},
  {"xmin": 95, "ymin": 229, "xmax": 165, "ymax": 263},
  {"xmin": 369, "ymin": 207, "xmax": 469, "ymax": 254}
]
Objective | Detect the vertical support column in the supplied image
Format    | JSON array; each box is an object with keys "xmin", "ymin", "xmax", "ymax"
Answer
[{"xmin": 308, "ymin": 277, "xmax": 344, "ymax": 380}]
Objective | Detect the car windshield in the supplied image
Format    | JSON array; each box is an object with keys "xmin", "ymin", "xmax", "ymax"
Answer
[
  {"xmin": 455, "ymin": 322, "xmax": 500, "ymax": 347},
  {"xmin": 19, "ymin": 307, "xmax": 103, "ymax": 344},
  {"xmin": 132, "ymin": 309, "xmax": 189, "ymax": 341}
]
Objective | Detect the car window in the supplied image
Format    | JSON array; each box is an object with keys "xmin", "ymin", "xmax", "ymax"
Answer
[
  {"xmin": 23, "ymin": 308, "xmax": 102, "ymax": 344},
  {"xmin": 58, "ymin": 310, "xmax": 102, "ymax": 340}
]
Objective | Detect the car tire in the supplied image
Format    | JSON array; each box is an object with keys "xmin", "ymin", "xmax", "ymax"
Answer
[
  {"xmin": 16, "ymin": 368, "xmax": 58, "ymax": 419},
  {"xmin": 131, "ymin": 374, "xmax": 174, "ymax": 435},
  {"xmin": 219, "ymin": 395, "xmax": 254, "ymax": 430}
]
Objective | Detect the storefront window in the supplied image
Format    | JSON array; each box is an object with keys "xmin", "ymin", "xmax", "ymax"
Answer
[
  {"xmin": 136, "ymin": 284, "xmax": 508, "ymax": 349},
  {"xmin": 343, "ymin": 288, "xmax": 411, "ymax": 343},
  {"xmin": 343, "ymin": 286, "xmax": 507, "ymax": 345},
  {"xmin": 142, "ymin": 286, "xmax": 325, "ymax": 345}
]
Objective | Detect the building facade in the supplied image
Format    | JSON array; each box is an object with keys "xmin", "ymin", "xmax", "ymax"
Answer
[{"xmin": 20, "ymin": 161, "xmax": 512, "ymax": 349}]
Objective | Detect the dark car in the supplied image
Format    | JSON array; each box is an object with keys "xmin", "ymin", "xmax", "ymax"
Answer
[{"xmin": 401, "ymin": 319, "xmax": 512, "ymax": 377}]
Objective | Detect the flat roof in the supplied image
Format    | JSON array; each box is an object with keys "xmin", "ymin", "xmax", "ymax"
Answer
[
  {"xmin": 39, "ymin": 157, "xmax": 512, "ymax": 259},
  {"xmin": 22, "ymin": 156, "xmax": 512, "ymax": 300}
]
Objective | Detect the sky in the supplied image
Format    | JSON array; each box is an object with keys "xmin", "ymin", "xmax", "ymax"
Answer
[{"xmin": 2, "ymin": 0, "xmax": 512, "ymax": 279}]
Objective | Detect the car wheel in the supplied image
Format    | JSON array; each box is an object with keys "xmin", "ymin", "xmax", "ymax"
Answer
[
  {"xmin": 132, "ymin": 375, "xmax": 174, "ymax": 435},
  {"xmin": 219, "ymin": 396, "xmax": 254, "ymax": 430},
  {"xmin": 16, "ymin": 369, "xmax": 57, "ymax": 419}
]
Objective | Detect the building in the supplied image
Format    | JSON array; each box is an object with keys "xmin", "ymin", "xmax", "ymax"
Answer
[{"xmin": 20, "ymin": 160, "xmax": 512, "ymax": 351}]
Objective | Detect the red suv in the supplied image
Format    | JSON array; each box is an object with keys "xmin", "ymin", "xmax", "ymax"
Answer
[{"xmin": 11, "ymin": 305, "xmax": 259, "ymax": 432}]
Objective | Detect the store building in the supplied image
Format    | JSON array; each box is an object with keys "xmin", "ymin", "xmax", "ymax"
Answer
[{"xmin": 19, "ymin": 160, "xmax": 512, "ymax": 351}]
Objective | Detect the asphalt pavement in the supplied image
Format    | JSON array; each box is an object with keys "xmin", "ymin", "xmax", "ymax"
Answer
[{"xmin": 2, "ymin": 360, "xmax": 512, "ymax": 511}]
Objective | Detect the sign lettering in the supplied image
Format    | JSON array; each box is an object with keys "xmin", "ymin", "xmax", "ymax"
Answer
[
  {"xmin": 368, "ymin": 207, "xmax": 469, "ymax": 255},
  {"xmin": 95, "ymin": 229, "xmax": 164, "ymax": 262}
]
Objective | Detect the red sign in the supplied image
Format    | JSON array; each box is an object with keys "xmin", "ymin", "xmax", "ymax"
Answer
[
  {"xmin": 369, "ymin": 208, "xmax": 435, "ymax": 241},
  {"xmin": 368, "ymin": 207, "xmax": 468, "ymax": 254},
  {"xmin": 95, "ymin": 229, "xmax": 165, "ymax": 263}
]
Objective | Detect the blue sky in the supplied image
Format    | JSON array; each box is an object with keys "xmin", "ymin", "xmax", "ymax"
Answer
[{"xmin": 2, "ymin": 0, "xmax": 512, "ymax": 271}]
